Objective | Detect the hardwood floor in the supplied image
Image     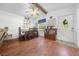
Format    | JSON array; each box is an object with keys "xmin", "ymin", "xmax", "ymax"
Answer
[{"xmin": 0, "ymin": 37, "xmax": 79, "ymax": 56}]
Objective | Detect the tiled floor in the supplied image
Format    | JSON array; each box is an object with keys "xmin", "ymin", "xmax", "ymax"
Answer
[{"xmin": 0, "ymin": 37, "xmax": 79, "ymax": 56}]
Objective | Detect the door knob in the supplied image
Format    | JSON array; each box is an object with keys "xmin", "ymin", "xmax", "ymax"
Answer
[{"xmin": 72, "ymin": 28, "xmax": 74, "ymax": 29}]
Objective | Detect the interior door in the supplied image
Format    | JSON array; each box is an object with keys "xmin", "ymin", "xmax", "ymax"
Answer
[{"xmin": 58, "ymin": 14, "xmax": 74, "ymax": 43}]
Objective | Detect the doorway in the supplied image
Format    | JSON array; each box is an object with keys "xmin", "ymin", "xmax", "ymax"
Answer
[{"xmin": 57, "ymin": 14, "xmax": 74, "ymax": 43}]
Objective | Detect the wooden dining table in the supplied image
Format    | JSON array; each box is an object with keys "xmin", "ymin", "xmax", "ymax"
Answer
[
  {"xmin": 18, "ymin": 27, "xmax": 38, "ymax": 40},
  {"xmin": 19, "ymin": 30, "xmax": 38, "ymax": 40}
]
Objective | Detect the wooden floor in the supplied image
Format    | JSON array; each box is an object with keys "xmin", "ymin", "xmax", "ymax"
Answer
[{"xmin": 0, "ymin": 37, "xmax": 79, "ymax": 56}]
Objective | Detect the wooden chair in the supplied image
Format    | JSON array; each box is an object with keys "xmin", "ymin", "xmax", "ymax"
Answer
[
  {"xmin": 18, "ymin": 27, "xmax": 26, "ymax": 40},
  {"xmin": 28, "ymin": 28, "xmax": 34, "ymax": 39},
  {"xmin": 24, "ymin": 31, "xmax": 29, "ymax": 40},
  {"xmin": 33, "ymin": 28, "xmax": 38, "ymax": 37}
]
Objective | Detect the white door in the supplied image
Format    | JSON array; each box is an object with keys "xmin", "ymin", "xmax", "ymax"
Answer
[{"xmin": 58, "ymin": 14, "xmax": 74, "ymax": 43}]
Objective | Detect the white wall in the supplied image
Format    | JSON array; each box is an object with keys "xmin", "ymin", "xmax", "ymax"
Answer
[
  {"xmin": 75, "ymin": 4, "xmax": 79, "ymax": 47},
  {"xmin": 0, "ymin": 10, "xmax": 24, "ymax": 39},
  {"xmin": 46, "ymin": 7, "xmax": 77, "ymax": 44}
]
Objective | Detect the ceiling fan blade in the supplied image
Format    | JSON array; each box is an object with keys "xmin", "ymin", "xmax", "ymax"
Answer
[{"xmin": 25, "ymin": 11, "xmax": 29, "ymax": 13}]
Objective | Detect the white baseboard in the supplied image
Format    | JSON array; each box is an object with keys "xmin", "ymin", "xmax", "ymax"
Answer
[{"xmin": 56, "ymin": 39, "xmax": 77, "ymax": 48}]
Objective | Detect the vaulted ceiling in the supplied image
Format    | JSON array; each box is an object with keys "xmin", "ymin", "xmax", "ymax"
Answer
[
  {"xmin": 0, "ymin": 3, "xmax": 76, "ymax": 16},
  {"xmin": 39, "ymin": 3, "xmax": 76, "ymax": 12},
  {"xmin": 0, "ymin": 3, "xmax": 30, "ymax": 16}
]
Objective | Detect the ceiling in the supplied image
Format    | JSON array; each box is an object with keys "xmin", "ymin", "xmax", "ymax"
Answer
[
  {"xmin": 39, "ymin": 3, "xmax": 76, "ymax": 12},
  {"xmin": 0, "ymin": 3, "xmax": 77, "ymax": 16},
  {"xmin": 0, "ymin": 3, "xmax": 30, "ymax": 16}
]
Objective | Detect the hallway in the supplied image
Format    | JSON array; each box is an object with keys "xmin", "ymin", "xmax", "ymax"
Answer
[{"xmin": 0, "ymin": 37, "xmax": 79, "ymax": 56}]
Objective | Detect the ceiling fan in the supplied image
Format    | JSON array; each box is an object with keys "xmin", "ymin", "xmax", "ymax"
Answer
[{"xmin": 25, "ymin": 4, "xmax": 40, "ymax": 17}]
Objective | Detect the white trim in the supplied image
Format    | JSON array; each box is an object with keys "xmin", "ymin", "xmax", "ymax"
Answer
[{"xmin": 56, "ymin": 39, "xmax": 77, "ymax": 48}]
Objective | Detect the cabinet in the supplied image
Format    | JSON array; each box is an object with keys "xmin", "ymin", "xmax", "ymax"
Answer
[{"xmin": 44, "ymin": 26, "xmax": 57, "ymax": 41}]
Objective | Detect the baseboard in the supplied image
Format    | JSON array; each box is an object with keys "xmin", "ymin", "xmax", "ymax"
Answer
[
  {"xmin": 56, "ymin": 39, "xmax": 77, "ymax": 48},
  {"xmin": 3, "ymin": 38, "xmax": 18, "ymax": 42}
]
